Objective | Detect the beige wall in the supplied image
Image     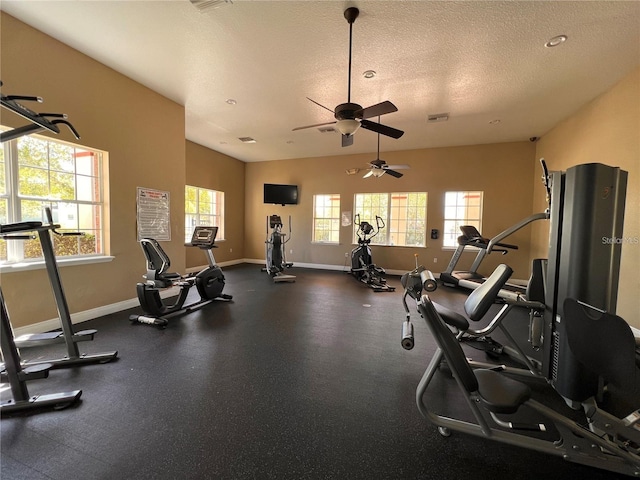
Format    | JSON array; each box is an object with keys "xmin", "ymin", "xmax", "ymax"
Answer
[
  {"xmin": 245, "ymin": 141, "xmax": 537, "ymax": 278},
  {"xmin": 185, "ymin": 140, "xmax": 245, "ymax": 268},
  {"xmin": 2, "ymin": 13, "xmax": 636, "ymax": 332},
  {"xmin": 531, "ymin": 66, "xmax": 640, "ymax": 327},
  {"xmin": 0, "ymin": 13, "xmax": 187, "ymax": 328}
]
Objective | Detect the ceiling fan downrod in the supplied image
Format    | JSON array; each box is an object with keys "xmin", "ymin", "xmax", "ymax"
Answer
[{"xmin": 344, "ymin": 7, "xmax": 359, "ymax": 104}]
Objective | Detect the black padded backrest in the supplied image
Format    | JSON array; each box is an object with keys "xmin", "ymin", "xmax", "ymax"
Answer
[
  {"xmin": 419, "ymin": 295, "xmax": 479, "ymax": 393},
  {"xmin": 464, "ymin": 264, "xmax": 513, "ymax": 321},
  {"xmin": 563, "ymin": 298, "xmax": 638, "ymax": 392},
  {"xmin": 526, "ymin": 258, "xmax": 546, "ymax": 303},
  {"xmin": 140, "ymin": 238, "xmax": 170, "ymax": 275}
]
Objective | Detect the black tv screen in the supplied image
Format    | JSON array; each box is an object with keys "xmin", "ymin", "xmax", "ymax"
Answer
[{"xmin": 264, "ymin": 183, "xmax": 298, "ymax": 205}]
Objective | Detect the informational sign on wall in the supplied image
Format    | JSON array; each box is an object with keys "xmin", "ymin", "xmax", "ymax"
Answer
[{"xmin": 136, "ymin": 187, "xmax": 170, "ymax": 241}]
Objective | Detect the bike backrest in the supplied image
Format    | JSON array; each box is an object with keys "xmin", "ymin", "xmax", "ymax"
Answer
[
  {"xmin": 464, "ymin": 264, "xmax": 513, "ymax": 321},
  {"xmin": 140, "ymin": 238, "xmax": 170, "ymax": 276},
  {"xmin": 563, "ymin": 298, "xmax": 639, "ymax": 393}
]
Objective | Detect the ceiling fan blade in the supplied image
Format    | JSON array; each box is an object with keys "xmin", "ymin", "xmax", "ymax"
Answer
[
  {"xmin": 385, "ymin": 169, "xmax": 404, "ymax": 178},
  {"xmin": 342, "ymin": 134, "xmax": 354, "ymax": 147},
  {"xmin": 360, "ymin": 119, "xmax": 404, "ymax": 139},
  {"xmin": 358, "ymin": 101, "xmax": 398, "ymax": 119},
  {"xmin": 384, "ymin": 164, "xmax": 410, "ymax": 170},
  {"xmin": 362, "ymin": 170, "xmax": 374, "ymax": 178},
  {"xmin": 292, "ymin": 121, "xmax": 336, "ymax": 131},
  {"xmin": 306, "ymin": 97, "xmax": 335, "ymax": 114}
]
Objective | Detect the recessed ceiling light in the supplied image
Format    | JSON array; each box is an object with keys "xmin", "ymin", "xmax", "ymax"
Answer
[
  {"xmin": 226, "ymin": 98, "xmax": 237, "ymax": 105},
  {"xmin": 545, "ymin": 35, "xmax": 567, "ymax": 48},
  {"xmin": 238, "ymin": 137, "xmax": 256, "ymax": 143},
  {"xmin": 363, "ymin": 70, "xmax": 376, "ymax": 79},
  {"xmin": 489, "ymin": 119, "xmax": 501, "ymax": 125},
  {"xmin": 286, "ymin": 140, "xmax": 294, "ymax": 144}
]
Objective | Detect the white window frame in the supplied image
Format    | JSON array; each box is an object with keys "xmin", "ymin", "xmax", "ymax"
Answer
[
  {"xmin": 443, "ymin": 191, "xmax": 484, "ymax": 248},
  {"xmin": 185, "ymin": 185, "xmax": 225, "ymax": 242},
  {"xmin": 353, "ymin": 192, "xmax": 427, "ymax": 246},
  {"xmin": 312, "ymin": 194, "xmax": 340, "ymax": 244},
  {"xmin": 0, "ymin": 129, "xmax": 106, "ymax": 265}
]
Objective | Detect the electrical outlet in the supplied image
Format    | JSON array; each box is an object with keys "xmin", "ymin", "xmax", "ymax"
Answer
[
  {"xmin": 433, "ymin": 257, "xmax": 438, "ymax": 263},
  {"xmin": 230, "ymin": 248, "xmax": 233, "ymax": 253},
  {"xmin": 290, "ymin": 249, "xmax": 293, "ymax": 254},
  {"xmin": 345, "ymin": 252, "xmax": 349, "ymax": 257}
]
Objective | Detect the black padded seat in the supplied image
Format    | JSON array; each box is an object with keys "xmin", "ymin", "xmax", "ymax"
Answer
[
  {"xmin": 433, "ymin": 303, "xmax": 469, "ymax": 331},
  {"xmin": 475, "ymin": 369, "xmax": 531, "ymax": 414},
  {"xmin": 420, "ymin": 295, "xmax": 531, "ymax": 415}
]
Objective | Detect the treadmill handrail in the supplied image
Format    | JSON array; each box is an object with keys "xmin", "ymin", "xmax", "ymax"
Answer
[{"xmin": 487, "ymin": 212, "xmax": 549, "ymax": 254}]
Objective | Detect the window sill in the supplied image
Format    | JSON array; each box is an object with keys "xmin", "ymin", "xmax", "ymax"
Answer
[
  {"xmin": 0, "ymin": 255, "xmax": 115, "ymax": 274},
  {"xmin": 311, "ymin": 241, "xmax": 340, "ymax": 245}
]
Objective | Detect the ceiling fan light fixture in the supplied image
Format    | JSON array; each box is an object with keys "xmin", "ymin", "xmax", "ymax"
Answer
[
  {"xmin": 372, "ymin": 169, "xmax": 385, "ymax": 178},
  {"xmin": 335, "ymin": 119, "xmax": 360, "ymax": 136}
]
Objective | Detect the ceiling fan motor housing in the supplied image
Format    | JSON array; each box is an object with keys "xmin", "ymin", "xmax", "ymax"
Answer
[{"xmin": 334, "ymin": 102, "xmax": 363, "ymax": 120}]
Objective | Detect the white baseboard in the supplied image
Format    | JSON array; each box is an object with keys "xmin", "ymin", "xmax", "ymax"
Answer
[
  {"xmin": 13, "ymin": 286, "xmax": 180, "ymax": 337},
  {"xmin": 242, "ymin": 258, "xmax": 409, "ymax": 275}
]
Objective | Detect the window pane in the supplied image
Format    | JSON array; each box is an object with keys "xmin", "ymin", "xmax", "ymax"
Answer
[
  {"xmin": 0, "ymin": 147, "xmax": 5, "ymax": 195},
  {"xmin": 18, "ymin": 136, "xmax": 48, "ymax": 167},
  {"xmin": 49, "ymin": 142, "xmax": 75, "ymax": 172},
  {"xmin": 443, "ymin": 191, "xmax": 483, "ymax": 247},
  {"xmin": 19, "ymin": 166, "xmax": 49, "ymax": 197},
  {"xmin": 185, "ymin": 186, "xmax": 225, "ymax": 242},
  {"xmin": 389, "ymin": 192, "xmax": 427, "ymax": 247},
  {"xmin": 312, "ymin": 194, "xmax": 340, "ymax": 243},
  {"xmin": 76, "ymin": 175, "xmax": 96, "ymax": 202},
  {"xmin": 51, "ymin": 171, "xmax": 76, "ymax": 200},
  {"xmin": 75, "ymin": 150, "xmax": 97, "ymax": 176},
  {"xmin": 2, "ymin": 131, "xmax": 105, "ymax": 262}
]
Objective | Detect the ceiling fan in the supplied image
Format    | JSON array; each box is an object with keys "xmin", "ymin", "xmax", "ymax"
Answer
[
  {"xmin": 292, "ymin": 7, "xmax": 404, "ymax": 147},
  {"xmin": 346, "ymin": 117, "xmax": 410, "ymax": 178}
]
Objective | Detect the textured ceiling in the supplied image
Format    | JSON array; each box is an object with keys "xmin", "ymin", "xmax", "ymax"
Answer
[{"xmin": 2, "ymin": 1, "xmax": 639, "ymax": 162}]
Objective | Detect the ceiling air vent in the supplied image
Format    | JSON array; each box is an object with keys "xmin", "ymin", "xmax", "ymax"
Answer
[
  {"xmin": 427, "ymin": 113, "xmax": 449, "ymax": 123},
  {"xmin": 318, "ymin": 127, "xmax": 337, "ymax": 133},
  {"xmin": 238, "ymin": 137, "xmax": 256, "ymax": 143},
  {"xmin": 190, "ymin": 0, "xmax": 233, "ymax": 12}
]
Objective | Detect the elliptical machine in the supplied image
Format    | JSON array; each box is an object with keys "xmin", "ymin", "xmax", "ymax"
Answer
[
  {"xmin": 350, "ymin": 214, "xmax": 395, "ymax": 292},
  {"xmin": 129, "ymin": 226, "xmax": 232, "ymax": 328},
  {"xmin": 262, "ymin": 215, "xmax": 295, "ymax": 283}
]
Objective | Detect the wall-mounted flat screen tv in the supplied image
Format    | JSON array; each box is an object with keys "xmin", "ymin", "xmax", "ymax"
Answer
[{"xmin": 264, "ymin": 183, "xmax": 298, "ymax": 205}]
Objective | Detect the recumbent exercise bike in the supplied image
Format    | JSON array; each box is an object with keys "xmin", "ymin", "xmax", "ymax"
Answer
[{"xmin": 130, "ymin": 226, "xmax": 232, "ymax": 328}]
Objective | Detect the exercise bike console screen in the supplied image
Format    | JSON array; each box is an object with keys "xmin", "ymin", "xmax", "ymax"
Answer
[{"xmin": 190, "ymin": 226, "xmax": 218, "ymax": 248}]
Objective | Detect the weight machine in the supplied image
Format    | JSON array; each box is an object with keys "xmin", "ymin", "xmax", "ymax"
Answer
[{"xmin": 403, "ymin": 162, "xmax": 640, "ymax": 476}]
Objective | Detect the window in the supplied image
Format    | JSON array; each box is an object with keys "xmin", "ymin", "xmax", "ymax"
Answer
[
  {"xmin": 312, "ymin": 194, "xmax": 340, "ymax": 243},
  {"xmin": 443, "ymin": 191, "xmax": 483, "ymax": 247},
  {"xmin": 353, "ymin": 192, "xmax": 427, "ymax": 246},
  {"xmin": 0, "ymin": 130, "xmax": 105, "ymax": 264},
  {"xmin": 185, "ymin": 186, "xmax": 224, "ymax": 242}
]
